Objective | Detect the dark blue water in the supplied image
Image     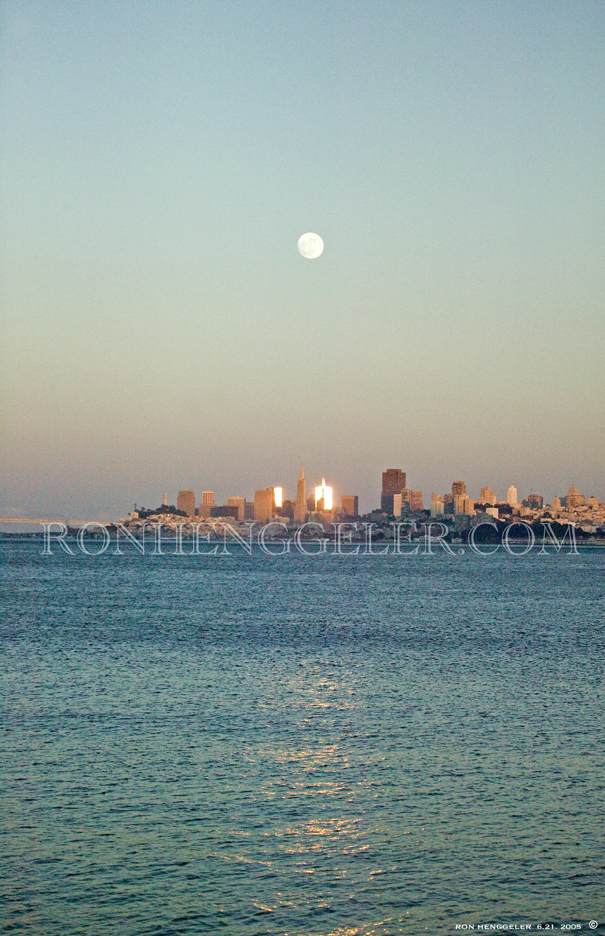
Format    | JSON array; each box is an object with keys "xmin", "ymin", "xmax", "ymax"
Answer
[{"xmin": 1, "ymin": 541, "xmax": 604, "ymax": 935}]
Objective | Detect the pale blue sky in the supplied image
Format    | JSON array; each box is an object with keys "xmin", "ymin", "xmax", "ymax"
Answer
[{"xmin": 1, "ymin": 0, "xmax": 604, "ymax": 517}]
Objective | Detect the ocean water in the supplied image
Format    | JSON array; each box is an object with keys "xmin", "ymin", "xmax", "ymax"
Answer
[{"xmin": 1, "ymin": 540, "xmax": 604, "ymax": 935}]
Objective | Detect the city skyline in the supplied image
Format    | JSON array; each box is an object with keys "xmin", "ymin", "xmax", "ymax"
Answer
[
  {"xmin": 1, "ymin": 459, "xmax": 603, "ymax": 524},
  {"xmin": 1, "ymin": 1, "xmax": 604, "ymax": 520},
  {"xmin": 161, "ymin": 476, "xmax": 601, "ymax": 511}
]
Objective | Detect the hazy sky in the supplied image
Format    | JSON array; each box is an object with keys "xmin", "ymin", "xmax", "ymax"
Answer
[{"xmin": 1, "ymin": 0, "xmax": 604, "ymax": 518}]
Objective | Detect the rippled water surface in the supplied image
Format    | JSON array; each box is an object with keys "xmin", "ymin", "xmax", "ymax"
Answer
[{"xmin": 1, "ymin": 541, "xmax": 604, "ymax": 935}]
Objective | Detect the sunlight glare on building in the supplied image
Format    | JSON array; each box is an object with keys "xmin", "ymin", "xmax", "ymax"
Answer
[{"xmin": 314, "ymin": 478, "xmax": 333, "ymax": 511}]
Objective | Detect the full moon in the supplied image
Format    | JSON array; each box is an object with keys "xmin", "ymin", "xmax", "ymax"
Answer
[{"xmin": 297, "ymin": 232, "xmax": 324, "ymax": 259}]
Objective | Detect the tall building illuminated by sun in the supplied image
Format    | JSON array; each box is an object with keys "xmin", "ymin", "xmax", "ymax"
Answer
[
  {"xmin": 314, "ymin": 478, "xmax": 332, "ymax": 511},
  {"xmin": 273, "ymin": 487, "xmax": 283, "ymax": 509}
]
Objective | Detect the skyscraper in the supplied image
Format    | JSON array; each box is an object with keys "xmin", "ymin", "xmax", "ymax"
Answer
[
  {"xmin": 197, "ymin": 490, "xmax": 216, "ymax": 519},
  {"xmin": 507, "ymin": 486, "xmax": 518, "ymax": 507},
  {"xmin": 394, "ymin": 489, "xmax": 419, "ymax": 515},
  {"xmin": 393, "ymin": 493, "xmax": 403, "ymax": 517},
  {"xmin": 177, "ymin": 490, "xmax": 196, "ymax": 517},
  {"xmin": 294, "ymin": 464, "xmax": 307, "ymax": 524},
  {"xmin": 381, "ymin": 469, "xmax": 407, "ymax": 514},
  {"xmin": 452, "ymin": 481, "xmax": 466, "ymax": 498},
  {"xmin": 254, "ymin": 488, "xmax": 275, "ymax": 524},
  {"xmin": 454, "ymin": 494, "xmax": 475, "ymax": 516},
  {"xmin": 462, "ymin": 496, "xmax": 476, "ymax": 516},
  {"xmin": 409, "ymin": 490, "xmax": 424, "ymax": 511},
  {"xmin": 453, "ymin": 494, "xmax": 466, "ymax": 515},
  {"xmin": 226, "ymin": 496, "xmax": 246, "ymax": 520},
  {"xmin": 341, "ymin": 495, "xmax": 359, "ymax": 517},
  {"xmin": 430, "ymin": 494, "xmax": 445, "ymax": 516},
  {"xmin": 566, "ymin": 487, "xmax": 585, "ymax": 509},
  {"xmin": 314, "ymin": 479, "xmax": 333, "ymax": 511}
]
